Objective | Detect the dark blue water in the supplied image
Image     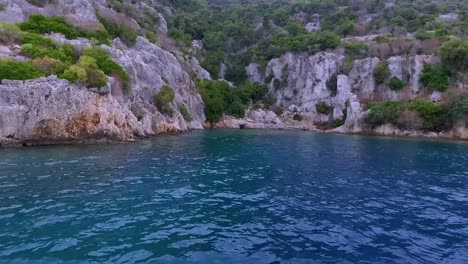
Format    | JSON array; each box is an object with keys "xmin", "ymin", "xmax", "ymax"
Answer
[{"xmin": 0, "ymin": 130, "xmax": 467, "ymax": 264}]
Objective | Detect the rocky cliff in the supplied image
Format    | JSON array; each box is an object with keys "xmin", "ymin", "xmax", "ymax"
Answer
[
  {"xmin": 0, "ymin": 36, "xmax": 205, "ymax": 146},
  {"xmin": 239, "ymin": 52, "xmax": 467, "ymax": 140},
  {"xmin": 0, "ymin": 0, "xmax": 466, "ymax": 145},
  {"xmin": 0, "ymin": 0, "xmax": 208, "ymax": 146}
]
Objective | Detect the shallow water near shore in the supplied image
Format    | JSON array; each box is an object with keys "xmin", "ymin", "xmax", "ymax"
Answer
[{"xmin": 0, "ymin": 130, "xmax": 467, "ymax": 263}]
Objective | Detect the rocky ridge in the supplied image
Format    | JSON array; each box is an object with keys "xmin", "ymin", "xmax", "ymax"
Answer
[
  {"xmin": 232, "ymin": 52, "xmax": 467, "ymax": 140},
  {"xmin": 0, "ymin": 0, "xmax": 208, "ymax": 146}
]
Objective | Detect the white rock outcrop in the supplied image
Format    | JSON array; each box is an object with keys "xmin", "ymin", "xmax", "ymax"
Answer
[{"xmin": 0, "ymin": 37, "xmax": 205, "ymax": 145}]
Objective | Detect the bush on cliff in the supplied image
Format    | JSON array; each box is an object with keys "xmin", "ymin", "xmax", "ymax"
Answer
[
  {"xmin": 19, "ymin": 14, "xmax": 79, "ymax": 39},
  {"xmin": 0, "ymin": 22, "xmax": 22, "ymax": 44},
  {"xmin": 315, "ymin": 101, "xmax": 333, "ymax": 115},
  {"xmin": 373, "ymin": 61, "xmax": 391, "ymax": 85},
  {"xmin": 365, "ymin": 101, "xmax": 405, "ymax": 127},
  {"xmin": 448, "ymin": 96, "xmax": 468, "ymax": 121},
  {"xmin": 20, "ymin": 14, "xmax": 110, "ymax": 45},
  {"xmin": 60, "ymin": 56, "xmax": 108, "ymax": 88},
  {"xmin": 154, "ymin": 84, "xmax": 175, "ymax": 116},
  {"xmin": 389, "ymin": 77, "xmax": 405, "ymax": 91},
  {"xmin": 0, "ymin": 59, "xmax": 43, "ymax": 80},
  {"xmin": 83, "ymin": 47, "xmax": 130, "ymax": 91},
  {"xmin": 196, "ymin": 79, "xmax": 245, "ymax": 123},
  {"xmin": 97, "ymin": 14, "xmax": 137, "ymax": 47},
  {"xmin": 365, "ymin": 100, "xmax": 451, "ymax": 132},
  {"xmin": 20, "ymin": 33, "xmax": 74, "ymax": 64},
  {"xmin": 178, "ymin": 104, "xmax": 192, "ymax": 122},
  {"xmin": 408, "ymin": 100, "xmax": 449, "ymax": 131},
  {"xmin": 237, "ymin": 81, "xmax": 268, "ymax": 105},
  {"xmin": 60, "ymin": 65, "xmax": 88, "ymax": 85},
  {"xmin": 440, "ymin": 39, "xmax": 468, "ymax": 72},
  {"xmin": 32, "ymin": 56, "xmax": 68, "ymax": 75},
  {"xmin": 420, "ymin": 64, "xmax": 449, "ymax": 92}
]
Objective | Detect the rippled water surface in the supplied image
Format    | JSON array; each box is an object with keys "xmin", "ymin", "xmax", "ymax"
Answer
[{"xmin": 0, "ymin": 130, "xmax": 467, "ymax": 263}]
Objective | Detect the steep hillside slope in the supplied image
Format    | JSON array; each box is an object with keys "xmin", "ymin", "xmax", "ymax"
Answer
[{"xmin": 0, "ymin": 0, "xmax": 206, "ymax": 146}]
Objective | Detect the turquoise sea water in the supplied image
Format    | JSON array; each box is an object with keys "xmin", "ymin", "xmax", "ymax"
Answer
[{"xmin": 0, "ymin": 130, "xmax": 467, "ymax": 264}]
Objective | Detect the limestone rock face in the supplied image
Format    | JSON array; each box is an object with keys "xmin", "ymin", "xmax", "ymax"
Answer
[
  {"xmin": 264, "ymin": 52, "xmax": 343, "ymax": 113},
  {"xmin": 244, "ymin": 51, "xmax": 466, "ymax": 139},
  {"xmin": 0, "ymin": 37, "xmax": 206, "ymax": 145},
  {"xmin": 103, "ymin": 37, "xmax": 205, "ymax": 130},
  {"xmin": 0, "ymin": 0, "xmax": 101, "ymax": 29}
]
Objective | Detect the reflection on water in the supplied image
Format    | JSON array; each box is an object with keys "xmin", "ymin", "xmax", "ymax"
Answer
[{"xmin": 0, "ymin": 130, "xmax": 467, "ymax": 263}]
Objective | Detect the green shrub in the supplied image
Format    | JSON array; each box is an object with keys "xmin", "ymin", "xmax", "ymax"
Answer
[
  {"xmin": 262, "ymin": 93, "xmax": 277, "ymax": 109},
  {"xmin": 315, "ymin": 101, "xmax": 333, "ymax": 115},
  {"xmin": 0, "ymin": 22, "xmax": 22, "ymax": 44},
  {"xmin": 365, "ymin": 100, "xmax": 450, "ymax": 131},
  {"xmin": 340, "ymin": 56, "xmax": 354, "ymax": 75},
  {"xmin": 77, "ymin": 55, "xmax": 107, "ymax": 88},
  {"xmin": 365, "ymin": 101, "xmax": 406, "ymax": 127},
  {"xmin": 373, "ymin": 61, "xmax": 391, "ymax": 85},
  {"xmin": 32, "ymin": 56, "xmax": 67, "ymax": 75},
  {"xmin": 409, "ymin": 100, "xmax": 449, "ymax": 131},
  {"xmin": 59, "ymin": 56, "xmax": 107, "ymax": 88},
  {"xmin": 178, "ymin": 104, "xmax": 192, "ymax": 122},
  {"xmin": 344, "ymin": 41, "xmax": 368, "ymax": 58},
  {"xmin": 60, "ymin": 65, "xmax": 88, "ymax": 85},
  {"xmin": 20, "ymin": 33, "xmax": 74, "ymax": 64},
  {"xmin": 25, "ymin": 0, "xmax": 57, "ymax": 7},
  {"xmin": 440, "ymin": 39, "xmax": 468, "ymax": 73},
  {"xmin": 237, "ymin": 81, "xmax": 268, "ymax": 104},
  {"xmin": 20, "ymin": 33, "xmax": 56, "ymax": 47},
  {"xmin": 331, "ymin": 117, "xmax": 346, "ymax": 128},
  {"xmin": 196, "ymin": 79, "xmax": 245, "ymax": 123},
  {"xmin": 20, "ymin": 14, "xmax": 111, "ymax": 45},
  {"xmin": 448, "ymin": 96, "xmax": 468, "ymax": 121},
  {"xmin": 97, "ymin": 14, "xmax": 137, "ymax": 47},
  {"xmin": 83, "ymin": 47, "xmax": 130, "ymax": 91},
  {"xmin": 19, "ymin": 14, "xmax": 78, "ymax": 39},
  {"xmin": 154, "ymin": 84, "xmax": 175, "ymax": 116},
  {"xmin": 293, "ymin": 113, "xmax": 304, "ymax": 121},
  {"xmin": 226, "ymin": 101, "xmax": 245, "ymax": 118},
  {"xmin": 389, "ymin": 77, "xmax": 405, "ymax": 91},
  {"xmin": 420, "ymin": 64, "xmax": 449, "ymax": 92},
  {"xmin": 0, "ymin": 59, "xmax": 43, "ymax": 80}
]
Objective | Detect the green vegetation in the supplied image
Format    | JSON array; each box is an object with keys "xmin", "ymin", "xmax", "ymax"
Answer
[
  {"xmin": 440, "ymin": 39, "xmax": 468, "ymax": 72},
  {"xmin": 196, "ymin": 79, "xmax": 268, "ymax": 123},
  {"xmin": 61, "ymin": 56, "xmax": 107, "ymax": 88},
  {"xmin": 167, "ymin": 0, "xmax": 468, "ymax": 84},
  {"xmin": 154, "ymin": 85, "xmax": 175, "ymax": 116},
  {"xmin": 97, "ymin": 14, "xmax": 137, "ymax": 47},
  {"xmin": 19, "ymin": 14, "xmax": 110, "ymax": 44},
  {"xmin": 315, "ymin": 101, "xmax": 333, "ymax": 115},
  {"xmin": 83, "ymin": 47, "xmax": 130, "ymax": 91},
  {"xmin": 449, "ymin": 95, "xmax": 468, "ymax": 120},
  {"xmin": 373, "ymin": 61, "xmax": 391, "ymax": 85},
  {"xmin": 20, "ymin": 33, "xmax": 74, "ymax": 63},
  {"xmin": 408, "ymin": 100, "xmax": 449, "ymax": 131},
  {"xmin": 0, "ymin": 59, "xmax": 43, "ymax": 80},
  {"xmin": 293, "ymin": 113, "xmax": 304, "ymax": 121},
  {"xmin": 420, "ymin": 64, "xmax": 449, "ymax": 92},
  {"xmin": 0, "ymin": 22, "xmax": 22, "ymax": 44},
  {"xmin": 364, "ymin": 99, "xmax": 464, "ymax": 132},
  {"xmin": 0, "ymin": 25, "xmax": 128, "ymax": 91},
  {"xmin": 389, "ymin": 77, "xmax": 405, "ymax": 91},
  {"xmin": 178, "ymin": 104, "xmax": 193, "ymax": 122},
  {"xmin": 25, "ymin": 0, "xmax": 57, "ymax": 7},
  {"xmin": 365, "ymin": 101, "xmax": 405, "ymax": 127}
]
